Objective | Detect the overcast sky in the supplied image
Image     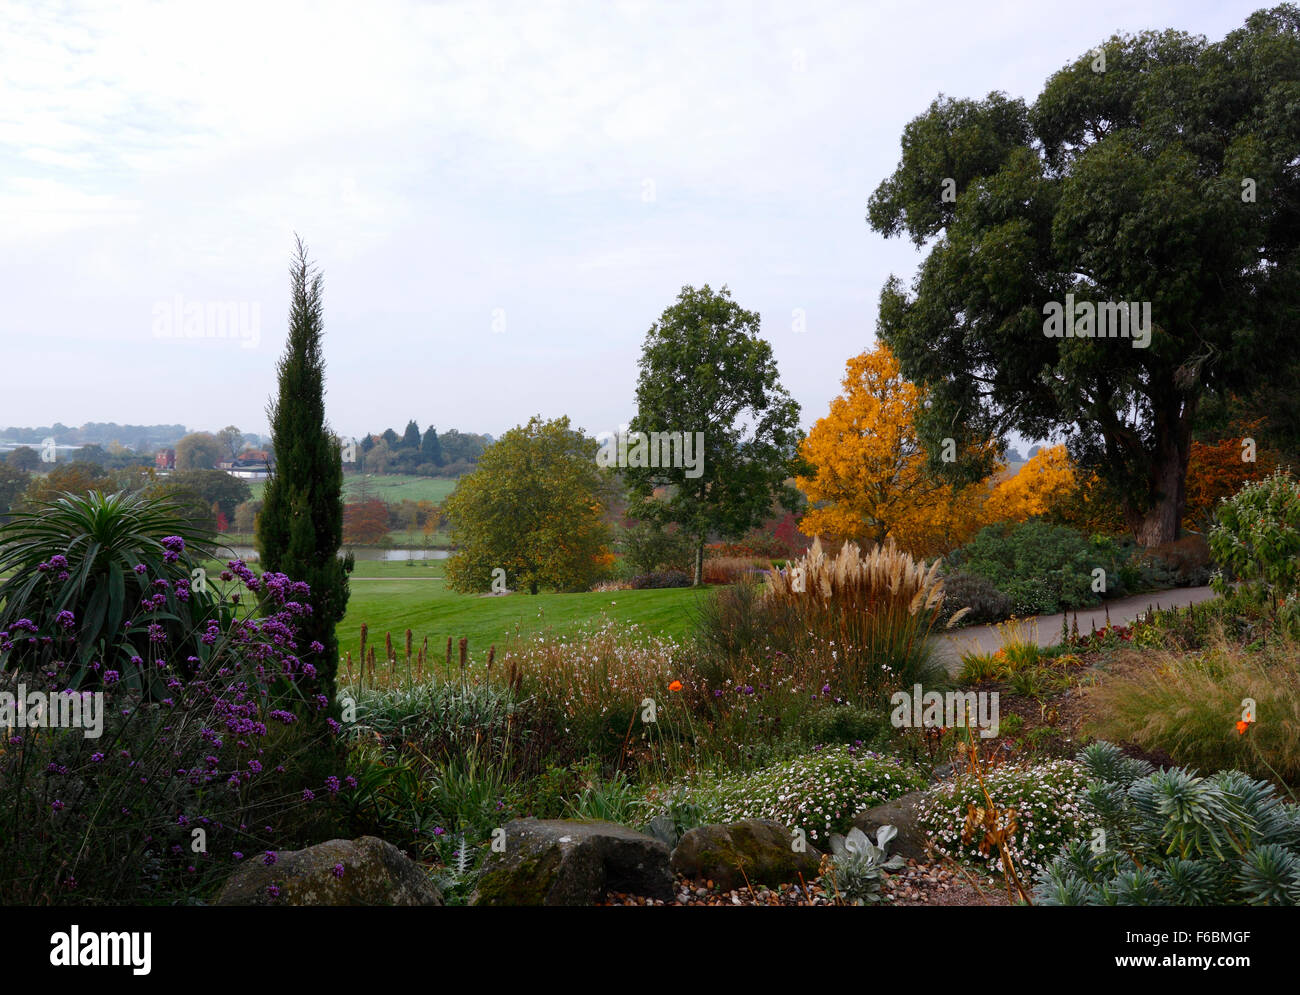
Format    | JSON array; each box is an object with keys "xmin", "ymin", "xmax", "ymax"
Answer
[{"xmin": 0, "ymin": 0, "xmax": 1264, "ymax": 446}]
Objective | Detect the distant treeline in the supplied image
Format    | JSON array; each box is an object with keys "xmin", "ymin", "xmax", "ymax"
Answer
[
  {"xmin": 352, "ymin": 421, "xmax": 493, "ymax": 477},
  {"xmin": 1, "ymin": 423, "xmax": 188, "ymax": 450}
]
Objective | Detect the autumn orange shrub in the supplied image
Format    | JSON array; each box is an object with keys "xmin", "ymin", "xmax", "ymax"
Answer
[
  {"xmin": 1183, "ymin": 420, "xmax": 1278, "ymax": 531},
  {"xmin": 344, "ymin": 498, "xmax": 390, "ymax": 544}
]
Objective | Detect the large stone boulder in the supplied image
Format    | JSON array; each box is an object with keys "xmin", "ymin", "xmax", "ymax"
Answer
[
  {"xmin": 671, "ymin": 819, "xmax": 821, "ymax": 891},
  {"xmin": 471, "ymin": 819, "xmax": 672, "ymax": 906},
  {"xmin": 215, "ymin": 836, "xmax": 442, "ymax": 906},
  {"xmin": 852, "ymin": 790, "xmax": 931, "ymax": 863}
]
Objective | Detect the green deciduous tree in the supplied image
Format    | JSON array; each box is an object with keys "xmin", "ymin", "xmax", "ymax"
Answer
[
  {"xmin": 444, "ymin": 415, "xmax": 611, "ymax": 594},
  {"xmin": 0, "ymin": 464, "xmax": 30, "ymax": 522},
  {"xmin": 256, "ymin": 236, "xmax": 350, "ymax": 702},
  {"xmin": 626, "ymin": 284, "xmax": 803, "ymax": 585},
  {"xmin": 158, "ymin": 469, "xmax": 252, "ymax": 521},
  {"xmin": 217, "ymin": 426, "xmax": 244, "ymax": 458},
  {"xmin": 5, "ymin": 447, "xmax": 39, "ymax": 472},
  {"xmin": 868, "ymin": 6, "xmax": 1300, "ymax": 546},
  {"xmin": 174, "ymin": 432, "xmax": 224, "ymax": 470}
]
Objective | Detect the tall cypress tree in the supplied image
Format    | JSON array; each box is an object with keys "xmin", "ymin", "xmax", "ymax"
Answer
[
  {"xmin": 402, "ymin": 420, "xmax": 421, "ymax": 448},
  {"xmin": 420, "ymin": 425, "xmax": 442, "ymax": 466},
  {"xmin": 257, "ymin": 235, "xmax": 349, "ymax": 703}
]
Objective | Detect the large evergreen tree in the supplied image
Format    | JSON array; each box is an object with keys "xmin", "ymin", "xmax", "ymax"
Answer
[
  {"xmin": 257, "ymin": 236, "xmax": 349, "ymax": 702},
  {"xmin": 868, "ymin": 6, "xmax": 1300, "ymax": 546}
]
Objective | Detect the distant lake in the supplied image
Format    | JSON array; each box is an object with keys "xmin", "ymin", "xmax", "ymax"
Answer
[{"xmin": 223, "ymin": 546, "xmax": 449, "ymax": 562}]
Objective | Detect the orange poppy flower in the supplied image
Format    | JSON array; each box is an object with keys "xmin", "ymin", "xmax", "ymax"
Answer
[
  {"xmin": 1236, "ymin": 718, "xmax": 1254, "ymax": 735},
  {"xmin": 668, "ymin": 680, "xmax": 683, "ymax": 692}
]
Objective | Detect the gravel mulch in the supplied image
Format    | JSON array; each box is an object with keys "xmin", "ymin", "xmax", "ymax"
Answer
[{"xmin": 599, "ymin": 860, "xmax": 1013, "ymax": 906}]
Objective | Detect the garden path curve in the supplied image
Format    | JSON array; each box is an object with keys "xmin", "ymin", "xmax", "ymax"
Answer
[{"xmin": 930, "ymin": 585, "xmax": 1216, "ymax": 675}]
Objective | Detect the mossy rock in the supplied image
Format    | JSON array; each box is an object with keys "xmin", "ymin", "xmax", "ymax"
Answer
[
  {"xmin": 471, "ymin": 819, "xmax": 672, "ymax": 906},
  {"xmin": 215, "ymin": 836, "xmax": 442, "ymax": 906},
  {"xmin": 671, "ymin": 819, "xmax": 820, "ymax": 890}
]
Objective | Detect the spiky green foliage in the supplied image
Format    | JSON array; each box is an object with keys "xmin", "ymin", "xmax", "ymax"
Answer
[
  {"xmin": 0, "ymin": 489, "xmax": 221, "ymax": 689},
  {"xmin": 257, "ymin": 236, "xmax": 349, "ymax": 702},
  {"xmin": 1034, "ymin": 742, "xmax": 1300, "ymax": 905}
]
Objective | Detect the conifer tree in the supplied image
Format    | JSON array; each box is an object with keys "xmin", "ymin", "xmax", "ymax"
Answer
[{"xmin": 257, "ymin": 235, "xmax": 349, "ymax": 702}]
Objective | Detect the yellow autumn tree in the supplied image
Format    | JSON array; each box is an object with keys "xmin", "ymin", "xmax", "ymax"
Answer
[
  {"xmin": 983, "ymin": 444, "xmax": 1127, "ymax": 535},
  {"xmin": 797, "ymin": 344, "xmax": 994, "ymax": 557},
  {"xmin": 983, "ymin": 445, "xmax": 1077, "ymax": 521}
]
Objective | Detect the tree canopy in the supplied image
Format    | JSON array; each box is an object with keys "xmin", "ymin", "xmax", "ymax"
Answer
[
  {"xmin": 174, "ymin": 431, "xmax": 223, "ymax": 471},
  {"xmin": 797, "ymin": 343, "xmax": 989, "ymax": 556},
  {"xmin": 626, "ymin": 284, "xmax": 803, "ymax": 584},
  {"xmin": 868, "ymin": 5, "xmax": 1300, "ymax": 545},
  {"xmin": 443, "ymin": 415, "xmax": 611, "ymax": 595}
]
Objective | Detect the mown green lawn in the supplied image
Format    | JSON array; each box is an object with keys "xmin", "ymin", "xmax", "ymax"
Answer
[
  {"xmin": 65, "ymin": 554, "xmax": 707, "ymax": 665},
  {"xmin": 340, "ymin": 573, "xmax": 709, "ymax": 664},
  {"xmin": 348, "ymin": 559, "xmax": 447, "ymax": 578},
  {"xmin": 342, "ymin": 475, "xmax": 458, "ymax": 504}
]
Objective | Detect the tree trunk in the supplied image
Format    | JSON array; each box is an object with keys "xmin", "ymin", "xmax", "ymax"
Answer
[
  {"xmin": 693, "ymin": 536, "xmax": 705, "ymax": 587},
  {"xmin": 1121, "ymin": 398, "xmax": 1195, "ymax": 548}
]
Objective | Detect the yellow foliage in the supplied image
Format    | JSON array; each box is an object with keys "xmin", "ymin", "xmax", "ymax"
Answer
[
  {"xmin": 983, "ymin": 445, "xmax": 1078, "ymax": 521},
  {"xmin": 981, "ymin": 445, "xmax": 1127, "ymax": 534},
  {"xmin": 796, "ymin": 343, "xmax": 994, "ymax": 557}
]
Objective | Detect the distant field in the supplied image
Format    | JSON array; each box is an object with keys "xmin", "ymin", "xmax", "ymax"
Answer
[
  {"xmin": 350, "ymin": 558, "xmax": 448, "ymax": 578},
  {"xmin": 248, "ymin": 475, "xmax": 460, "ymax": 505}
]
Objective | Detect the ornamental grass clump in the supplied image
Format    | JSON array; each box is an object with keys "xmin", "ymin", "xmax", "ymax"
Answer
[
  {"xmin": 761, "ymin": 537, "xmax": 966, "ymax": 701},
  {"xmin": 500, "ymin": 621, "xmax": 696, "ymax": 777},
  {"xmin": 1082, "ymin": 630, "xmax": 1300, "ymax": 785}
]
